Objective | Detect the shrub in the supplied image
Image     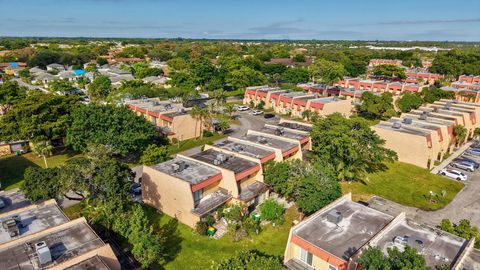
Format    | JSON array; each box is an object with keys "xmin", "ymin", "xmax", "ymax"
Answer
[
  {"xmin": 224, "ymin": 204, "xmax": 244, "ymax": 223},
  {"xmin": 195, "ymin": 220, "xmax": 209, "ymax": 235},
  {"xmin": 243, "ymin": 217, "xmax": 261, "ymax": 236},
  {"xmin": 203, "ymin": 130, "xmax": 213, "ymax": 137},
  {"xmin": 259, "ymin": 198, "xmax": 285, "ymax": 224}
]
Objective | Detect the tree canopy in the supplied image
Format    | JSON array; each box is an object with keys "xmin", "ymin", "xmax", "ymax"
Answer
[
  {"xmin": 396, "ymin": 92, "xmax": 424, "ymax": 113},
  {"xmin": 358, "ymin": 92, "xmax": 397, "ymax": 120},
  {"xmin": 0, "ymin": 92, "xmax": 80, "ymax": 142},
  {"xmin": 358, "ymin": 246, "xmax": 432, "ymax": 270},
  {"xmin": 309, "ymin": 59, "xmax": 346, "ymax": 84},
  {"xmin": 88, "ymin": 75, "xmax": 111, "ymax": 101},
  {"xmin": 140, "ymin": 144, "xmax": 170, "ymax": 165},
  {"xmin": 311, "ymin": 113, "xmax": 397, "ymax": 181},
  {"xmin": 66, "ymin": 104, "xmax": 158, "ymax": 156},
  {"xmin": 0, "ymin": 80, "xmax": 27, "ymax": 114},
  {"xmin": 263, "ymin": 160, "xmax": 342, "ymax": 214},
  {"xmin": 372, "ymin": 64, "xmax": 406, "ymax": 79}
]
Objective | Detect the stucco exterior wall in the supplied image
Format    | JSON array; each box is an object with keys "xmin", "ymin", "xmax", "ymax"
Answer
[
  {"xmin": 372, "ymin": 126, "xmax": 431, "ymax": 168},
  {"xmin": 142, "ymin": 165, "xmax": 200, "ymax": 227}
]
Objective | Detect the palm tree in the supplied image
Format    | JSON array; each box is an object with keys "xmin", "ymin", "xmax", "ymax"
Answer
[
  {"xmin": 224, "ymin": 103, "xmax": 235, "ymax": 119},
  {"xmin": 32, "ymin": 141, "xmax": 53, "ymax": 168},
  {"xmin": 453, "ymin": 125, "xmax": 467, "ymax": 147},
  {"xmin": 201, "ymin": 108, "xmax": 213, "ymax": 139},
  {"xmin": 302, "ymin": 110, "xmax": 313, "ymax": 122},
  {"xmin": 212, "ymin": 90, "xmax": 227, "ymax": 106},
  {"xmin": 189, "ymin": 106, "xmax": 202, "ymax": 139},
  {"xmin": 217, "ymin": 117, "xmax": 230, "ymax": 134}
]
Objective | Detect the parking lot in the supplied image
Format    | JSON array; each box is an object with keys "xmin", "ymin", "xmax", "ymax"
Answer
[{"xmin": 369, "ymin": 143, "xmax": 480, "ymax": 227}]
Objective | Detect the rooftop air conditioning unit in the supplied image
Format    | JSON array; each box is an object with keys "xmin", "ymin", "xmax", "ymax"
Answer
[
  {"xmin": 258, "ymin": 137, "xmax": 268, "ymax": 144},
  {"xmin": 403, "ymin": 118, "xmax": 413, "ymax": 124},
  {"xmin": 216, "ymin": 154, "xmax": 227, "ymax": 163},
  {"xmin": 327, "ymin": 210, "xmax": 343, "ymax": 224},
  {"xmin": 233, "ymin": 144, "xmax": 244, "ymax": 152},
  {"xmin": 171, "ymin": 163, "xmax": 180, "ymax": 172},
  {"xmin": 433, "ymin": 108, "xmax": 439, "ymax": 113},
  {"xmin": 419, "ymin": 113, "xmax": 428, "ymax": 120},
  {"xmin": 275, "ymin": 127, "xmax": 284, "ymax": 136},
  {"xmin": 35, "ymin": 241, "xmax": 52, "ymax": 265},
  {"xmin": 392, "ymin": 122, "xmax": 402, "ymax": 129}
]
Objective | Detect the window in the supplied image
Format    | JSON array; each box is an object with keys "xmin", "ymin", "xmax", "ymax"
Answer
[
  {"xmin": 193, "ymin": 189, "xmax": 203, "ymax": 203},
  {"xmin": 298, "ymin": 247, "xmax": 313, "ymax": 266},
  {"xmin": 328, "ymin": 265, "xmax": 337, "ymax": 270}
]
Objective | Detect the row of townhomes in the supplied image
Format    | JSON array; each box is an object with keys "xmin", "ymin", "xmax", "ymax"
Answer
[
  {"xmin": 243, "ymin": 86, "xmax": 353, "ymax": 119},
  {"xmin": 372, "ymin": 100, "xmax": 480, "ymax": 169},
  {"xmin": 141, "ymin": 119, "xmax": 312, "ymax": 228},
  {"xmin": 0, "ymin": 190, "xmax": 121, "ymax": 270},
  {"xmin": 336, "ymin": 78, "xmax": 429, "ymax": 94},
  {"xmin": 442, "ymin": 75, "xmax": 480, "ymax": 103},
  {"xmin": 125, "ymin": 97, "xmax": 202, "ymax": 141},
  {"xmin": 283, "ymin": 193, "xmax": 479, "ymax": 270}
]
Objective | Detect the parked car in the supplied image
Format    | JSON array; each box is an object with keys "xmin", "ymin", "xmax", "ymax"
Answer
[
  {"xmin": 466, "ymin": 148, "xmax": 480, "ymax": 156},
  {"xmin": 0, "ymin": 198, "xmax": 5, "ymax": 209},
  {"xmin": 131, "ymin": 183, "xmax": 142, "ymax": 195},
  {"xmin": 236, "ymin": 106, "xmax": 250, "ymax": 111},
  {"xmin": 264, "ymin": 113, "xmax": 275, "ymax": 119},
  {"xmin": 251, "ymin": 110, "xmax": 263, "ymax": 115},
  {"xmin": 450, "ymin": 160, "xmax": 475, "ymax": 172},
  {"xmin": 439, "ymin": 169, "xmax": 467, "ymax": 181},
  {"xmin": 456, "ymin": 158, "xmax": 480, "ymax": 168}
]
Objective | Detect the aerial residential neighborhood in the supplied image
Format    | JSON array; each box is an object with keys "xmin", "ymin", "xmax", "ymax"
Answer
[{"xmin": 1, "ymin": 1, "xmax": 480, "ymax": 270}]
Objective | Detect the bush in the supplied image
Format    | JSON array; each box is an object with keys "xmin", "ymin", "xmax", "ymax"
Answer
[
  {"xmin": 224, "ymin": 204, "xmax": 244, "ymax": 223},
  {"xmin": 203, "ymin": 130, "xmax": 214, "ymax": 137},
  {"xmin": 259, "ymin": 199, "xmax": 284, "ymax": 224},
  {"xmin": 195, "ymin": 221, "xmax": 209, "ymax": 235},
  {"xmin": 243, "ymin": 217, "xmax": 261, "ymax": 236}
]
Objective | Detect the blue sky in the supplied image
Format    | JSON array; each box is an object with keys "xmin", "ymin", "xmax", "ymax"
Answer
[{"xmin": 0, "ymin": 0, "xmax": 479, "ymax": 41}]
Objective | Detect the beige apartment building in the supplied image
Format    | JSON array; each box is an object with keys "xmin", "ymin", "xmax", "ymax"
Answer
[
  {"xmin": 371, "ymin": 100, "xmax": 480, "ymax": 169},
  {"xmin": 283, "ymin": 193, "xmax": 477, "ymax": 270},
  {"xmin": 0, "ymin": 200, "xmax": 120, "ymax": 270},
  {"xmin": 372, "ymin": 120, "xmax": 437, "ymax": 169},
  {"xmin": 126, "ymin": 98, "xmax": 202, "ymax": 141},
  {"xmin": 142, "ymin": 148, "xmax": 267, "ymax": 228},
  {"xmin": 244, "ymin": 86, "xmax": 353, "ymax": 119}
]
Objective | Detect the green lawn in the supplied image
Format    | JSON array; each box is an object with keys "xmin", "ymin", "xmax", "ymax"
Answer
[
  {"xmin": 341, "ymin": 162, "xmax": 464, "ymax": 210},
  {"xmin": 167, "ymin": 133, "xmax": 226, "ymax": 155},
  {"xmin": 146, "ymin": 205, "xmax": 298, "ymax": 270},
  {"xmin": 0, "ymin": 151, "xmax": 81, "ymax": 191},
  {"xmin": 63, "ymin": 202, "xmax": 298, "ymax": 270}
]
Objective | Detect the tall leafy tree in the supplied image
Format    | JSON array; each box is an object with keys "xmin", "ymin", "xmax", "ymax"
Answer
[
  {"xmin": 0, "ymin": 81, "xmax": 27, "ymax": 114},
  {"xmin": 358, "ymin": 92, "xmax": 396, "ymax": 120},
  {"xmin": 226, "ymin": 66, "xmax": 267, "ymax": 90},
  {"xmin": 67, "ymin": 104, "xmax": 157, "ymax": 156},
  {"xmin": 88, "ymin": 75, "xmax": 111, "ymax": 102},
  {"xmin": 372, "ymin": 64, "xmax": 406, "ymax": 79},
  {"xmin": 311, "ymin": 113, "xmax": 397, "ymax": 181},
  {"xmin": 140, "ymin": 144, "xmax": 170, "ymax": 165},
  {"xmin": 0, "ymin": 92, "xmax": 80, "ymax": 142},
  {"xmin": 453, "ymin": 125, "xmax": 467, "ymax": 146},
  {"xmin": 309, "ymin": 59, "xmax": 346, "ymax": 84},
  {"xmin": 357, "ymin": 247, "xmax": 391, "ymax": 270},
  {"xmin": 396, "ymin": 92, "xmax": 424, "ymax": 113},
  {"xmin": 282, "ymin": 67, "xmax": 309, "ymax": 83}
]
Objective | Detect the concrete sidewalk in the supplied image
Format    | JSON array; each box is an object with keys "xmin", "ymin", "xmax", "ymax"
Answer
[{"xmin": 431, "ymin": 141, "xmax": 473, "ymax": 174}]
